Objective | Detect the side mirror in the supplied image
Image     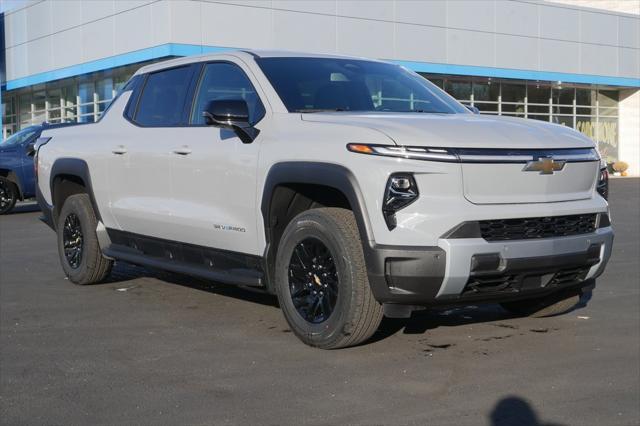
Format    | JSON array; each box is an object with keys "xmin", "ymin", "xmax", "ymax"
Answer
[
  {"xmin": 26, "ymin": 142, "xmax": 36, "ymax": 156},
  {"xmin": 465, "ymin": 104, "xmax": 480, "ymax": 114},
  {"xmin": 202, "ymin": 99, "xmax": 258, "ymax": 144},
  {"xmin": 203, "ymin": 99, "xmax": 250, "ymax": 128}
]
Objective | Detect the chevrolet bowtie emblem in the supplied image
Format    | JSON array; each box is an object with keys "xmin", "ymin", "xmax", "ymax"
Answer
[{"xmin": 523, "ymin": 157, "xmax": 566, "ymax": 174}]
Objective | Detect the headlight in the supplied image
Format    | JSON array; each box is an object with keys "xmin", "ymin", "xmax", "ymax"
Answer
[
  {"xmin": 347, "ymin": 144, "xmax": 457, "ymax": 162},
  {"xmin": 382, "ymin": 173, "xmax": 419, "ymax": 230}
]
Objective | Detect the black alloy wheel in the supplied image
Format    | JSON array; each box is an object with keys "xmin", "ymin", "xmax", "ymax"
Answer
[
  {"xmin": 0, "ymin": 178, "xmax": 17, "ymax": 214},
  {"xmin": 288, "ymin": 237, "xmax": 339, "ymax": 324},
  {"xmin": 62, "ymin": 213, "xmax": 84, "ymax": 269}
]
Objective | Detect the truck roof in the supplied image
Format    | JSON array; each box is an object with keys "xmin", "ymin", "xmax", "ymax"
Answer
[{"xmin": 134, "ymin": 49, "xmax": 385, "ymax": 76}]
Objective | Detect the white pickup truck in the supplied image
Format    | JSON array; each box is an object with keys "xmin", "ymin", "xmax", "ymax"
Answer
[{"xmin": 34, "ymin": 50, "xmax": 613, "ymax": 348}]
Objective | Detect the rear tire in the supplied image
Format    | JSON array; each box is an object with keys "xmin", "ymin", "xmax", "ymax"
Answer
[
  {"xmin": 501, "ymin": 290, "xmax": 581, "ymax": 318},
  {"xmin": 274, "ymin": 208, "xmax": 383, "ymax": 349},
  {"xmin": 56, "ymin": 194, "xmax": 112, "ymax": 285},
  {"xmin": 0, "ymin": 177, "xmax": 18, "ymax": 215}
]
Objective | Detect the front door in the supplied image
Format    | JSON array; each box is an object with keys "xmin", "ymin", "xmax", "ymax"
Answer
[{"xmin": 170, "ymin": 61, "xmax": 267, "ymax": 256}]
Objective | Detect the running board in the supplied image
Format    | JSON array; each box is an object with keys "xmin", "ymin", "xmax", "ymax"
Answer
[{"xmin": 103, "ymin": 228, "xmax": 265, "ymax": 287}]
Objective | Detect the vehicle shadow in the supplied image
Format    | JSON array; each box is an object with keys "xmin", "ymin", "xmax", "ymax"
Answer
[
  {"xmin": 489, "ymin": 396, "xmax": 566, "ymax": 426},
  {"xmin": 102, "ymin": 261, "xmax": 592, "ymax": 334},
  {"xmin": 105, "ymin": 260, "xmax": 280, "ymax": 308},
  {"xmin": 368, "ymin": 289, "xmax": 592, "ymax": 344},
  {"xmin": 369, "ymin": 304, "xmax": 515, "ymax": 344}
]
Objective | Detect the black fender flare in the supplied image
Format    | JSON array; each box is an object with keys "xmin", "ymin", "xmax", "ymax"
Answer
[
  {"xmin": 260, "ymin": 162, "xmax": 376, "ymax": 292},
  {"xmin": 49, "ymin": 158, "xmax": 102, "ymax": 223}
]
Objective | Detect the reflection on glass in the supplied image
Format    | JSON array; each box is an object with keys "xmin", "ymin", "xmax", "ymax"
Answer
[
  {"xmin": 96, "ymin": 78, "xmax": 113, "ymax": 101},
  {"xmin": 473, "ymin": 78, "xmax": 499, "ymax": 102},
  {"xmin": 527, "ymin": 83, "xmax": 550, "ymax": 104},
  {"xmin": 427, "ymin": 78, "xmax": 444, "ymax": 89},
  {"xmin": 78, "ymin": 82, "xmax": 95, "ymax": 122},
  {"xmin": 33, "ymin": 91, "xmax": 46, "ymax": 112},
  {"xmin": 552, "ymin": 87, "xmax": 574, "ymax": 105},
  {"xmin": 552, "ymin": 115, "xmax": 573, "ymax": 127},
  {"xmin": 445, "ymin": 78, "xmax": 471, "ymax": 101},
  {"xmin": 501, "ymin": 83, "xmax": 525, "ymax": 117},
  {"xmin": 47, "ymin": 88, "xmax": 62, "ymax": 109},
  {"xmin": 597, "ymin": 117, "xmax": 618, "ymax": 162},
  {"xmin": 598, "ymin": 90, "xmax": 618, "ymax": 107},
  {"xmin": 576, "ymin": 88, "xmax": 596, "ymax": 115},
  {"xmin": 475, "ymin": 102, "xmax": 498, "ymax": 112}
]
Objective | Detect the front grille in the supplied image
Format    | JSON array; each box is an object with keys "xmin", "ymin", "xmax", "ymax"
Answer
[{"xmin": 479, "ymin": 214, "xmax": 597, "ymax": 241}]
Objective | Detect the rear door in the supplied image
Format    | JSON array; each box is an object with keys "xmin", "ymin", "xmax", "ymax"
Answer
[
  {"xmin": 107, "ymin": 65, "xmax": 198, "ymax": 238},
  {"xmin": 169, "ymin": 61, "xmax": 266, "ymax": 255}
]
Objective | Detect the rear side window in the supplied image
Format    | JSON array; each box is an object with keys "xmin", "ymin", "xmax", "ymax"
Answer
[
  {"xmin": 134, "ymin": 66, "xmax": 193, "ymax": 126},
  {"xmin": 190, "ymin": 62, "xmax": 265, "ymax": 126}
]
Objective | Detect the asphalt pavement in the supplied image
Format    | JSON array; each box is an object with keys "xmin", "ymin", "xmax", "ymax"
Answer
[{"xmin": 1, "ymin": 179, "xmax": 638, "ymax": 426}]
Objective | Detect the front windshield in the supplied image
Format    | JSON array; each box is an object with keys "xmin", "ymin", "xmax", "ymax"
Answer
[
  {"xmin": 0, "ymin": 126, "xmax": 40, "ymax": 147},
  {"xmin": 256, "ymin": 57, "xmax": 469, "ymax": 114}
]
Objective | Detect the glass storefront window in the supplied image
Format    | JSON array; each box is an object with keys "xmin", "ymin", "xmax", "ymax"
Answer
[
  {"xmin": 528, "ymin": 114, "xmax": 549, "ymax": 122},
  {"xmin": 472, "ymin": 79, "xmax": 499, "ymax": 102},
  {"xmin": 596, "ymin": 117, "xmax": 619, "ymax": 163},
  {"xmin": 96, "ymin": 78, "xmax": 113, "ymax": 101},
  {"xmin": 527, "ymin": 83, "xmax": 550, "ymax": 115},
  {"xmin": 552, "ymin": 87, "xmax": 574, "ymax": 115},
  {"xmin": 576, "ymin": 88, "xmax": 596, "ymax": 115},
  {"xmin": 472, "ymin": 78, "xmax": 499, "ymax": 113},
  {"xmin": 2, "ymin": 59, "xmax": 165, "ymax": 136},
  {"xmin": 427, "ymin": 78, "xmax": 444, "ymax": 89},
  {"xmin": 444, "ymin": 78, "xmax": 472, "ymax": 101},
  {"xmin": 78, "ymin": 81, "xmax": 95, "ymax": 122},
  {"xmin": 501, "ymin": 82, "xmax": 526, "ymax": 116},
  {"xmin": 598, "ymin": 90, "xmax": 618, "ymax": 107},
  {"xmin": 552, "ymin": 115, "xmax": 574, "ymax": 128}
]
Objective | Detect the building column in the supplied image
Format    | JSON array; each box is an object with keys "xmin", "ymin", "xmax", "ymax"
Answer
[{"xmin": 618, "ymin": 89, "xmax": 640, "ymax": 177}]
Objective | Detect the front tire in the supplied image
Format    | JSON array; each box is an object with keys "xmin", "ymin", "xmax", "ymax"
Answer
[
  {"xmin": 56, "ymin": 194, "xmax": 113, "ymax": 285},
  {"xmin": 274, "ymin": 208, "xmax": 383, "ymax": 349},
  {"xmin": 0, "ymin": 177, "xmax": 18, "ymax": 215}
]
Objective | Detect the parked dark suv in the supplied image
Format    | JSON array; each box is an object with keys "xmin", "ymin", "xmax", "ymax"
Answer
[{"xmin": 0, "ymin": 126, "xmax": 42, "ymax": 214}]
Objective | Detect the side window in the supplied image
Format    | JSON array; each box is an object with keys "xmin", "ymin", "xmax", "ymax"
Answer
[
  {"xmin": 190, "ymin": 62, "xmax": 265, "ymax": 126},
  {"xmin": 134, "ymin": 67, "xmax": 193, "ymax": 126}
]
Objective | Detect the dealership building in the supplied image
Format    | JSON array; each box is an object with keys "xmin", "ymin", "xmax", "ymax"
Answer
[{"xmin": 1, "ymin": 0, "xmax": 639, "ymax": 174}]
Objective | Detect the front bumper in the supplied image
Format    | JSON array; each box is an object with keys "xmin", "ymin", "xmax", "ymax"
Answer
[{"xmin": 364, "ymin": 226, "xmax": 614, "ymax": 306}]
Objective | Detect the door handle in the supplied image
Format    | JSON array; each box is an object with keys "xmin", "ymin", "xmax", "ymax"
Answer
[
  {"xmin": 112, "ymin": 145, "xmax": 128, "ymax": 155},
  {"xmin": 172, "ymin": 146, "xmax": 192, "ymax": 156}
]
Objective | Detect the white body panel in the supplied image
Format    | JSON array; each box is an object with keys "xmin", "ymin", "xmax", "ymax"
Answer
[{"xmin": 36, "ymin": 50, "xmax": 612, "ymax": 294}]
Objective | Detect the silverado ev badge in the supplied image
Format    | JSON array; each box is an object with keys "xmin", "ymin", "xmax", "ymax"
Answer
[{"xmin": 523, "ymin": 157, "xmax": 566, "ymax": 175}]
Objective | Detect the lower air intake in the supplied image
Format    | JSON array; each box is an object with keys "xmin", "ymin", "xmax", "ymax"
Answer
[{"xmin": 479, "ymin": 214, "xmax": 597, "ymax": 241}]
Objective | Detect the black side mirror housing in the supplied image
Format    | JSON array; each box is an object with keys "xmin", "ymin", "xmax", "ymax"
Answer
[{"xmin": 202, "ymin": 99, "xmax": 258, "ymax": 144}]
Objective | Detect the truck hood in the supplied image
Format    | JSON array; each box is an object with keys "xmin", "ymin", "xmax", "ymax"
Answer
[{"xmin": 301, "ymin": 112, "xmax": 594, "ymax": 149}]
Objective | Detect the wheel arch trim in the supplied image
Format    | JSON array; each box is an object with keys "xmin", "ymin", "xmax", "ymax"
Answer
[
  {"xmin": 260, "ymin": 161, "xmax": 375, "ymax": 292},
  {"xmin": 49, "ymin": 158, "xmax": 102, "ymax": 224}
]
